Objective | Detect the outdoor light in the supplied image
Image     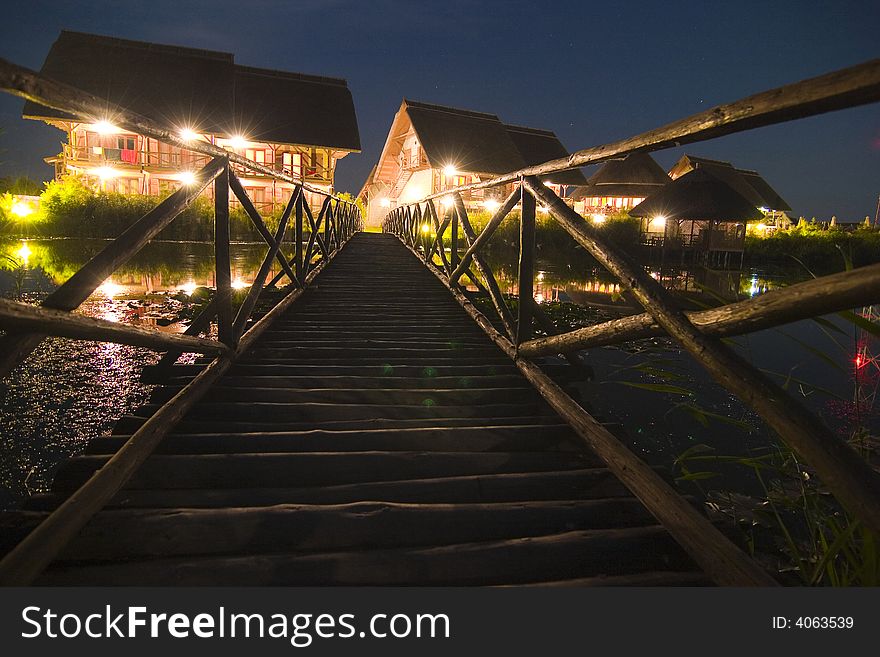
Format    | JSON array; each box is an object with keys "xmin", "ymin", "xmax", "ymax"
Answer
[
  {"xmin": 11, "ymin": 201, "xmax": 33, "ymax": 218},
  {"xmin": 591, "ymin": 213, "xmax": 606, "ymax": 224},
  {"xmin": 483, "ymin": 199, "xmax": 500, "ymax": 212},
  {"xmin": 178, "ymin": 171, "xmax": 196, "ymax": 186},
  {"xmin": 421, "ymin": 223, "xmax": 431, "ymax": 234},
  {"xmin": 179, "ymin": 281, "xmax": 197, "ymax": 296},
  {"xmin": 231, "ymin": 278, "xmax": 248, "ymax": 289},
  {"xmin": 758, "ymin": 206, "xmax": 769, "ymax": 213},
  {"xmin": 443, "ymin": 165, "xmax": 457, "ymax": 177},
  {"xmin": 440, "ymin": 196, "xmax": 454, "ymax": 209},
  {"xmin": 539, "ymin": 206, "xmax": 549, "ymax": 213},
  {"xmin": 379, "ymin": 197, "xmax": 391, "ymax": 208},
  {"xmin": 179, "ymin": 128, "xmax": 199, "ymax": 141},
  {"xmin": 227, "ymin": 135, "xmax": 248, "ymax": 149},
  {"xmin": 650, "ymin": 215, "xmax": 667, "ymax": 228},
  {"xmin": 92, "ymin": 166, "xmax": 119, "ymax": 180},
  {"xmin": 16, "ymin": 241, "xmax": 31, "ymax": 263},
  {"xmin": 93, "ymin": 120, "xmax": 120, "ymax": 135}
]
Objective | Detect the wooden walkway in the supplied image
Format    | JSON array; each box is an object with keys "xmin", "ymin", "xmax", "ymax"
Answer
[{"xmin": 4, "ymin": 233, "xmax": 707, "ymax": 585}]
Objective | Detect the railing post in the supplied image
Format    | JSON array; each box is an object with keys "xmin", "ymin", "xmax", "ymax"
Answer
[
  {"xmin": 214, "ymin": 159, "xmax": 233, "ymax": 347},
  {"xmin": 517, "ymin": 181, "xmax": 536, "ymax": 346},
  {"xmin": 295, "ymin": 187, "xmax": 304, "ymax": 281},
  {"xmin": 451, "ymin": 206, "xmax": 459, "ymax": 272}
]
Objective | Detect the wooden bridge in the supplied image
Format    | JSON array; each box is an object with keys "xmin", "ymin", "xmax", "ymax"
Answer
[{"xmin": 1, "ymin": 56, "xmax": 880, "ymax": 586}]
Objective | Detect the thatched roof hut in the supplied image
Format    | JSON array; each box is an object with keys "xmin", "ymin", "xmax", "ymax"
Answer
[
  {"xmin": 571, "ymin": 153, "xmax": 670, "ymax": 201},
  {"xmin": 668, "ymin": 155, "xmax": 790, "ymax": 212},
  {"xmin": 22, "ymin": 30, "xmax": 361, "ymax": 150},
  {"xmin": 629, "ymin": 168, "xmax": 764, "ymax": 222}
]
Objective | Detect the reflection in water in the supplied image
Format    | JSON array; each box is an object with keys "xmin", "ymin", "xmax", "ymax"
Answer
[{"xmin": 0, "ymin": 237, "xmax": 876, "ymax": 509}]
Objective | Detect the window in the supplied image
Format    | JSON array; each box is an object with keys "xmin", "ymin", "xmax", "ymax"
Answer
[
  {"xmin": 117, "ymin": 137, "xmax": 136, "ymax": 150},
  {"xmin": 282, "ymin": 152, "xmax": 302, "ymax": 175},
  {"xmin": 246, "ymin": 148, "xmax": 266, "ymax": 164}
]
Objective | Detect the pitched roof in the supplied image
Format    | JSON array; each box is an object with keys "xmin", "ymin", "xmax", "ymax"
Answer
[
  {"xmin": 504, "ymin": 124, "xmax": 586, "ymax": 185},
  {"xmin": 232, "ymin": 66, "xmax": 360, "ymax": 150},
  {"xmin": 629, "ymin": 168, "xmax": 764, "ymax": 222},
  {"xmin": 669, "ymin": 155, "xmax": 790, "ymax": 211},
  {"xmin": 570, "ymin": 152, "xmax": 670, "ymax": 200},
  {"xmin": 23, "ymin": 30, "xmax": 360, "ymax": 150},
  {"xmin": 403, "ymin": 100, "xmax": 525, "ymax": 174}
]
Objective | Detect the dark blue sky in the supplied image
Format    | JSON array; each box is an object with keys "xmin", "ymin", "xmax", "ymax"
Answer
[{"xmin": 0, "ymin": 0, "xmax": 877, "ymax": 219}]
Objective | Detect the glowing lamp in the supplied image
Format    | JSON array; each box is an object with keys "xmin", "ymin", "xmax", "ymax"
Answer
[
  {"xmin": 591, "ymin": 213, "xmax": 606, "ymax": 224},
  {"xmin": 179, "ymin": 128, "xmax": 199, "ymax": 141},
  {"xmin": 650, "ymin": 215, "xmax": 667, "ymax": 228},
  {"xmin": 178, "ymin": 171, "xmax": 196, "ymax": 186},
  {"xmin": 483, "ymin": 199, "xmax": 501, "ymax": 212},
  {"xmin": 227, "ymin": 135, "xmax": 248, "ymax": 149},
  {"xmin": 93, "ymin": 166, "xmax": 119, "ymax": 180},
  {"xmin": 93, "ymin": 120, "xmax": 119, "ymax": 135},
  {"xmin": 421, "ymin": 223, "xmax": 431, "ymax": 234},
  {"xmin": 439, "ymin": 197, "xmax": 454, "ymax": 209},
  {"xmin": 379, "ymin": 197, "xmax": 391, "ymax": 208},
  {"xmin": 231, "ymin": 278, "xmax": 248, "ymax": 290},
  {"xmin": 179, "ymin": 281, "xmax": 197, "ymax": 296},
  {"xmin": 443, "ymin": 165, "xmax": 457, "ymax": 177}
]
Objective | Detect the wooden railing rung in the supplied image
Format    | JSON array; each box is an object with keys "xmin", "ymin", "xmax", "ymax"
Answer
[{"xmin": 0, "ymin": 298, "xmax": 229, "ymax": 356}]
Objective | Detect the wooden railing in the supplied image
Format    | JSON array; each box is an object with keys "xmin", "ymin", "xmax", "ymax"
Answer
[
  {"xmin": 383, "ymin": 58, "xmax": 880, "ymax": 586},
  {"xmin": 0, "ymin": 58, "xmax": 362, "ymax": 584}
]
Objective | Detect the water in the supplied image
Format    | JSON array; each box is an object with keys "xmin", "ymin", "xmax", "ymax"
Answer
[{"xmin": 0, "ymin": 236, "xmax": 876, "ymax": 508}]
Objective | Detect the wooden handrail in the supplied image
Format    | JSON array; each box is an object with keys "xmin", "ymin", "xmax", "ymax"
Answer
[
  {"xmin": 520, "ymin": 263, "xmax": 880, "ymax": 356},
  {"xmin": 418, "ymin": 58, "xmax": 880, "ymax": 200},
  {"xmin": 0, "ymin": 298, "xmax": 230, "ymax": 355}
]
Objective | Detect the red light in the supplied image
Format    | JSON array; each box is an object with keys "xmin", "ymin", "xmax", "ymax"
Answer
[{"xmin": 855, "ymin": 355, "xmax": 863, "ymax": 367}]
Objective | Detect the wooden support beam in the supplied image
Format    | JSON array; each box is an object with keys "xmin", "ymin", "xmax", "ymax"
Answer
[
  {"xmin": 453, "ymin": 194, "xmax": 517, "ymax": 340},
  {"xmin": 0, "ymin": 156, "xmax": 226, "ymax": 379},
  {"xmin": 520, "ymin": 262, "xmax": 880, "ymax": 357},
  {"xmin": 517, "ymin": 185, "xmax": 536, "ymax": 346},
  {"xmin": 228, "ymin": 172, "xmax": 300, "ymax": 288},
  {"xmin": 231, "ymin": 188, "xmax": 298, "ymax": 340},
  {"xmin": 524, "ymin": 176, "xmax": 880, "ymax": 537},
  {"xmin": 448, "ymin": 187, "xmax": 519, "ymax": 286},
  {"xmin": 0, "ymin": 298, "xmax": 229, "ymax": 355},
  {"xmin": 214, "ymin": 162, "xmax": 233, "ymax": 347}
]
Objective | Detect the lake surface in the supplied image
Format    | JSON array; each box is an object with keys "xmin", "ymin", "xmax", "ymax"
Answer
[{"xmin": 0, "ymin": 236, "xmax": 877, "ymax": 508}]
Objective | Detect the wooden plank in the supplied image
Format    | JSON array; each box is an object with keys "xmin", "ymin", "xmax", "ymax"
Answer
[
  {"xmin": 525, "ymin": 176, "xmax": 880, "ymax": 538},
  {"xmin": 0, "ymin": 298, "xmax": 229, "ymax": 355},
  {"xmin": 520, "ymin": 262, "xmax": 880, "ymax": 356},
  {"xmin": 390, "ymin": 231, "xmax": 777, "ymax": 586},
  {"xmin": 213, "ymin": 162, "xmax": 233, "ymax": 347}
]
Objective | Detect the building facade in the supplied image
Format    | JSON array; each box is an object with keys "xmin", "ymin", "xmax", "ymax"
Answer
[
  {"xmin": 24, "ymin": 31, "xmax": 360, "ymax": 210},
  {"xmin": 359, "ymin": 99, "xmax": 585, "ymax": 227}
]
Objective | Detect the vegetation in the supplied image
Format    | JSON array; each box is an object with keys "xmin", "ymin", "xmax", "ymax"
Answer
[{"xmin": 745, "ymin": 220, "xmax": 880, "ymax": 274}]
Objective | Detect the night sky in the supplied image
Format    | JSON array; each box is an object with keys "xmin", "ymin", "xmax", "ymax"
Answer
[{"xmin": 0, "ymin": 0, "xmax": 877, "ymax": 219}]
